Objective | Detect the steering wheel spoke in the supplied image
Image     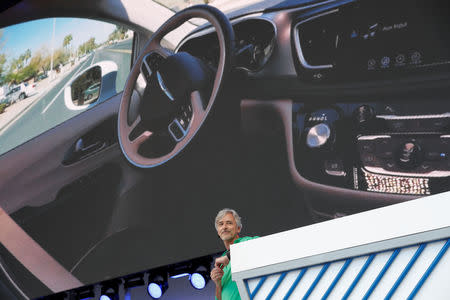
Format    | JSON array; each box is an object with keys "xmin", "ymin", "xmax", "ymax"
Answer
[
  {"xmin": 129, "ymin": 115, "xmax": 141, "ymax": 132},
  {"xmin": 154, "ymin": 44, "xmax": 174, "ymax": 58},
  {"xmin": 119, "ymin": 114, "xmax": 154, "ymax": 154},
  {"xmin": 130, "ymin": 130, "xmax": 153, "ymax": 149},
  {"xmin": 190, "ymin": 90, "xmax": 206, "ymax": 120},
  {"xmin": 126, "ymin": 115, "xmax": 149, "ymax": 141}
]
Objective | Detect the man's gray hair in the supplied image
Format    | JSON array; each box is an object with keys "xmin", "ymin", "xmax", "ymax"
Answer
[{"xmin": 215, "ymin": 208, "xmax": 242, "ymax": 231}]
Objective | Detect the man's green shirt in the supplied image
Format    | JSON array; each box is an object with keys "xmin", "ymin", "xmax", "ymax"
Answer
[{"xmin": 218, "ymin": 236, "xmax": 258, "ymax": 300}]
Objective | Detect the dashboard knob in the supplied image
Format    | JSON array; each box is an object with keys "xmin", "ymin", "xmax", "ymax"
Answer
[
  {"xmin": 306, "ymin": 123, "xmax": 331, "ymax": 148},
  {"xmin": 397, "ymin": 141, "xmax": 422, "ymax": 169},
  {"xmin": 353, "ymin": 105, "xmax": 375, "ymax": 126}
]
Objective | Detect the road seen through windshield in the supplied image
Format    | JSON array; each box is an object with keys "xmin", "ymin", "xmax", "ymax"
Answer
[{"xmin": 0, "ymin": 39, "xmax": 131, "ymax": 155}]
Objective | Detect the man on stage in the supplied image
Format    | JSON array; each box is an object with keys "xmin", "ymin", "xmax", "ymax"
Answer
[{"xmin": 210, "ymin": 208, "xmax": 257, "ymax": 300}]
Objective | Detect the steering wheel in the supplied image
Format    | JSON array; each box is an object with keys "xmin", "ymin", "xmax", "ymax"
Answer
[{"xmin": 118, "ymin": 5, "xmax": 235, "ymax": 168}]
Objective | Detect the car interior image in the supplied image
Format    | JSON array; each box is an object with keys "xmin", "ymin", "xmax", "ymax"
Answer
[{"xmin": 0, "ymin": 0, "xmax": 449, "ymax": 298}]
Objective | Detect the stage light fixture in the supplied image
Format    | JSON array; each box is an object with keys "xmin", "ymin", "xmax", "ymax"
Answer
[
  {"xmin": 39, "ymin": 291, "xmax": 68, "ymax": 300},
  {"xmin": 189, "ymin": 271, "xmax": 209, "ymax": 290},
  {"xmin": 170, "ymin": 272, "xmax": 190, "ymax": 279},
  {"xmin": 75, "ymin": 286, "xmax": 94, "ymax": 300},
  {"xmin": 123, "ymin": 274, "xmax": 145, "ymax": 289},
  {"xmin": 100, "ymin": 280, "xmax": 120, "ymax": 300},
  {"xmin": 147, "ymin": 274, "xmax": 168, "ymax": 299}
]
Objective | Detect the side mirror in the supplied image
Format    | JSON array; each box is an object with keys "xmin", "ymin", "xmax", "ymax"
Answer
[{"xmin": 64, "ymin": 61, "xmax": 118, "ymax": 110}]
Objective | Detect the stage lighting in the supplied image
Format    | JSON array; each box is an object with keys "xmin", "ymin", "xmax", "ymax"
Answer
[
  {"xmin": 100, "ymin": 292, "xmax": 119, "ymax": 300},
  {"xmin": 123, "ymin": 274, "xmax": 145, "ymax": 289},
  {"xmin": 170, "ymin": 272, "xmax": 190, "ymax": 279},
  {"xmin": 75, "ymin": 286, "xmax": 94, "ymax": 300},
  {"xmin": 100, "ymin": 280, "xmax": 120, "ymax": 300},
  {"xmin": 39, "ymin": 291, "xmax": 68, "ymax": 300},
  {"xmin": 189, "ymin": 271, "xmax": 209, "ymax": 290},
  {"xmin": 147, "ymin": 274, "xmax": 168, "ymax": 299}
]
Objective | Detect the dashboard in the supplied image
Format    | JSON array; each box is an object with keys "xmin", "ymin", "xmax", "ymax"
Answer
[
  {"xmin": 178, "ymin": 18, "xmax": 276, "ymax": 73},
  {"xmin": 180, "ymin": 0, "xmax": 450, "ymax": 81},
  {"xmin": 178, "ymin": 0, "xmax": 450, "ymax": 214}
]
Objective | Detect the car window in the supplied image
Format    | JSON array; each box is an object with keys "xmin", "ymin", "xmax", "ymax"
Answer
[{"xmin": 0, "ymin": 18, "xmax": 134, "ymax": 155}]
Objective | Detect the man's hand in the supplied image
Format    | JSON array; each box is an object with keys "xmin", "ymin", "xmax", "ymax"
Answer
[
  {"xmin": 210, "ymin": 266, "xmax": 224, "ymax": 286},
  {"xmin": 215, "ymin": 256, "xmax": 230, "ymax": 269}
]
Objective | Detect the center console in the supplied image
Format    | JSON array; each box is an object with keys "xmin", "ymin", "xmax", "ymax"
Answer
[
  {"xmin": 291, "ymin": 0, "xmax": 450, "ymax": 196},
  {"xmin": 293, "ymin": 101, "xmax": 450, "ymax": 196}
]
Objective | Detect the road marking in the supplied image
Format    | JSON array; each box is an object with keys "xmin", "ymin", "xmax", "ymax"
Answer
[
  {"xmin": 90, "ymin": 50, "xmax": 96, "ymax": 66},
  {"xmin": 0, "ymin": 57, "xmax": 93, "ymax": 135},
  {"xmin": 41, "ymin": 55, "xmax": 93, "ymax": 114},
  {"xmin": 105, "ymin": 49, "xmax": 132, "ymax": 54}
]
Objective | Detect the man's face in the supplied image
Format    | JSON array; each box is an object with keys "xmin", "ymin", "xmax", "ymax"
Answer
[{"xmin": 216, "ymin": 213, "xmax": 241, "ymax": 242}]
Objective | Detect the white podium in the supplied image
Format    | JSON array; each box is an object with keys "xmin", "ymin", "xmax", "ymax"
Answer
[{"xmin": 231, "ymin": 192, "xmax": 450, "ymax": 299}]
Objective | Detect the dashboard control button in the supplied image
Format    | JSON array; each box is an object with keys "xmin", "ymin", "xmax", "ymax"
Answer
[
  {"xmin": 385, "ymin": 160, "xmax": 396, "ymax": 170},
  {"xmin": 307, "ymin": 109, "xmax": 339, "ymax": 126},
  {"xmin": 169, "ymin": 121, "xmax": 184, "ymax": 140},
  {"xmin": 306, "ymin": 123, "xmax": 331, "ymax": 148},
  {"xmin": 312, "ymin": 72, "xmax": 325, "ymax": 81},
  {"xmin": 420, "ymin": 163, "xmax": 431, "ymax": 171},
  {"xmin": 362, "ymin": 153, "xmax": 377, "ymax": 165},
  {"xmin": 411, "ymin": 51, "xmax": 422, "ymax": 64},
  {"xmin": 425, "ymin": 151, "xmax": 447, "ymax": 161},
  {"xmin": 324, "ymin": 159, "xmax": 345, "ymax": 176},
  {"xmin": 397, "ymin": 141, "xmax": 422, "ymax": 169},
  {"xmin": 395, "ymin": 54, "xmax": 406, "ymax": 64},
  {"xmin": 353, "ymin": 105, "xmax": 375, "ymax": 126},
  {"xmin": 359, "ymin": 141, "xmax": 375, "ymax": 153},
  {"xmin": 381, "ymin": 56, "xmax": 390, "ymax": 68}
]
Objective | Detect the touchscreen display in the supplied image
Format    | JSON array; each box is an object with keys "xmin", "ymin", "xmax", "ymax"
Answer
[{"xmin": 337, "ymin": 0, "xmax": 450, "ymax": 76}]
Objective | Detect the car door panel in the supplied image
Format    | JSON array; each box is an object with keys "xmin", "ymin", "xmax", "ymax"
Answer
[
  {"xmin": 0, "ymin": 93, "xmax": 139, "ymax": 295},
  {"xmin": 0, "ymin": 95, "xmax": 121, "ymax": 213}
]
